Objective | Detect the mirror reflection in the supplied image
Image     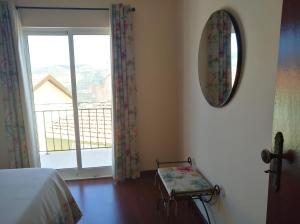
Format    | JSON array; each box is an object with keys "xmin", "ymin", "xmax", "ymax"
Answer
[{"xmin": 198, "ymin": 10, "xmax": 241, "ymax": 107}]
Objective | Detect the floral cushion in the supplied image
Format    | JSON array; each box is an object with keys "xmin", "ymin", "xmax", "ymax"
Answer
[{"xmin": 158, "ymin": 166, "xmax": 213, "ymax": 196}]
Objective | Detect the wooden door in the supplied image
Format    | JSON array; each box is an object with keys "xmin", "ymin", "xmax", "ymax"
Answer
[{"xmin": 266, "ymin": 0, "xmax": 300, "ymax": 223}]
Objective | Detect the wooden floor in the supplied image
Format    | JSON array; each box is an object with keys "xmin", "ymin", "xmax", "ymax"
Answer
[{"xmin": 67, "ymin": 173, "xmax": 205, "ymax": 224}]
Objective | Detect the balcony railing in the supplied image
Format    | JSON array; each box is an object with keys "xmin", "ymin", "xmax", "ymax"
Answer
[{"xmin": 35, "ymin": 103, "xmax": 112, "ymax": 153}]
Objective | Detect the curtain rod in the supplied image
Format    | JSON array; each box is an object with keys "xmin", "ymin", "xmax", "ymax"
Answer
[{"xmin": 15, "ymin": 6, "xmax": 135, "ymax": 11}]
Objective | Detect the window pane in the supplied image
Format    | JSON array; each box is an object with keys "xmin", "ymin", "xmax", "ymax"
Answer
[
  {"xmin": 28, "ymin": 35, "xmax": 77, "ymax": 169},
  {"xmin": 73, "ymin": 35, "xmax": 112, "ymax": 168}
]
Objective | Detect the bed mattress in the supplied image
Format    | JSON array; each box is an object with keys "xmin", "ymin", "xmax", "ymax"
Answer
[{"xmin": 0, "ymin": 168, "xmax": 81, "ymax": 224}]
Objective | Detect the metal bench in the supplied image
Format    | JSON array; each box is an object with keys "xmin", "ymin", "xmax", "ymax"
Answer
[{"xmin": 155, "ymin": 157, "xmax": 220, "ymax": 219}]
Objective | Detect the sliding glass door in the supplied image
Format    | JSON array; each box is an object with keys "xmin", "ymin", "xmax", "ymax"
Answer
[{"xmin": 25, "ymin": 29, "xmax": 112, "ymax": 178}]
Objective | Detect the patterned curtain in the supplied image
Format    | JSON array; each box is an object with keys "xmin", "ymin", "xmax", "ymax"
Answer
[
  {"xmin": 111, "ymin": 4, "xmax": 140, "ymax": 181},
  {"xmin": 207, "ymin": 11, "xmax": 232, "ymax": 105},
  {"xmin": 0, "ymin": 1, "xmax": 30, "ymax": 168}
]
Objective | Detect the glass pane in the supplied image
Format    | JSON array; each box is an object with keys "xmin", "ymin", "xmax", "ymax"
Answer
[
  {"xmin": 28, "ymin": 35, "xmax": 77, "ymax": 169},
  {"xmin": 73, "ymin": 35, "xmax": 112, "ymax": 168},
  {"xmin": 231, "ymin": 33, "xmax": 238, "ymax": 87}
]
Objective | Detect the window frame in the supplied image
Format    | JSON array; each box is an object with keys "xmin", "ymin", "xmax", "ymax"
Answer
[{"xmin": 23, "ymin": 27, "xmax": 113, "ymax": 179}]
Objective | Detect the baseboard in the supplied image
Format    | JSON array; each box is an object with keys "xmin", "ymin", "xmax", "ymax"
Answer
[{"xmin": 140, "ymin": 170, "xmax": 156, "ymax": 176}]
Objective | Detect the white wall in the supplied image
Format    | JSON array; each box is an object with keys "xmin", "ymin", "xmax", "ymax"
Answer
[
  {"xmin": 177, "ymin": 0, "xmax": 282, "ymax": 223},
  {"xmin": 0, "ymin": 0, "xmax": 179, "ymax": 170},
  {"xmin": 34, "ymin": 83, "xmax": 72, "ymax": 105},
  {"xmin": 133, "ymin": 0, "xmax": 179, "ymax": 169}
]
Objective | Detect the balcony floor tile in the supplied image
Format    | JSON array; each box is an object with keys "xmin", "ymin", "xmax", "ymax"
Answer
[{"xmin": 40, "ymin": 148, "xmax": 112, "ymax": 169}]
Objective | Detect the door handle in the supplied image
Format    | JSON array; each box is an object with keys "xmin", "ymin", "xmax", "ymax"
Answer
[
  {"xmin": 261, "ymin": 149, "xmax": 281, "ymax": 164},
  {"xmin": 261, "ymin": 132, "xmax": 284, "ymax": 192}
]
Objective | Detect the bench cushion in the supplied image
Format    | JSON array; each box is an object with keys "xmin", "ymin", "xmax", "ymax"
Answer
[{"xmin": 158, "ymin": 166, "xmax": 213, "ymax": 196}]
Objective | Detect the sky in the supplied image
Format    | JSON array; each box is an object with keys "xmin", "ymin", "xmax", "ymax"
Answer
[{"xmin": 28, "ymin": 35, "xmax": 111, "ymax": 71}]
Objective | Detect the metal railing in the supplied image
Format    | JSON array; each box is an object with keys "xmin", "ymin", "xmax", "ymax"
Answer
[{"xmin": 35, "ymin": 104, "xmax": 112, "ymax": 153}]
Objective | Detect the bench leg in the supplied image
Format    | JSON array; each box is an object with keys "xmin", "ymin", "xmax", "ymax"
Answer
[
  {"xmin": 157, "ymin": 178, "xmax": 168, "ymax": 214},
  {"xmin": 155, "ymin": 172, "xmax": 178, "ymax": 217},
  {"xmin": 165, "ymin": 200, "xmax": 170, "ymax": 216},
  {"xmin": 167, "ymin": 198, "xmax": 178, "ymax": 217},
  {"xmin": 154, "ymin": 171, "xmax": 158, "ymax": 186},
  {"xmin": 174, "ymin": 199, "xmax": 178, "ymax": 216}
]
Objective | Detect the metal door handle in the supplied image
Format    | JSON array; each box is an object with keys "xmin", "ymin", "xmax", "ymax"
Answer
[
  {"xmin": 261, "ymin": 149, "xmax": 281, "ymax": 164},
  {"xmin": 261, "ymin": 132, "xmax": 284, "ymax": 192}
]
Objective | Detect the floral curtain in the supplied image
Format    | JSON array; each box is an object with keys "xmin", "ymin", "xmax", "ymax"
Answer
[
  {"xmin": 0, "ymin": 1, "xmax": 30, "ymax": 168},
  {"xmin": 111, "ymin": 4, "xmax": 140, "ymax": 181},
  {"xmin": 207, "ymin": 11, "xmax": 232, "ymax": 105}
]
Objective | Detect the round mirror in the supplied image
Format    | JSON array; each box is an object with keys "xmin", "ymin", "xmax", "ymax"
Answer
[{"xmin": 198, "ymin": 10, "xmax": 242, "ymax": 107}]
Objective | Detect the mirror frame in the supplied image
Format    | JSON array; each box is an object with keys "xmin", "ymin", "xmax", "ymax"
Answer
[{"xmin": 198, "ymin": 10, "xmax": 242, "ymax": 107}]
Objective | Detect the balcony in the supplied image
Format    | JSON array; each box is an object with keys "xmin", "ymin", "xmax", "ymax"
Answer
[{"xmin": 35, "ymin": 103, "xmax": 113, "ymax": 169}]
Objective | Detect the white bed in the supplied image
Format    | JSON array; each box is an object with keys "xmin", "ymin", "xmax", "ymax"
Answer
[{"xmin": 0, "ymin": 168, "xmax": 82, "ymax": 224}]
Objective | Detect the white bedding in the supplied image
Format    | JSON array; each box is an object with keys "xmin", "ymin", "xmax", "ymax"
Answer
[{"xmin": 0, "ymin": 168, "xmax": 82, "ymax": 224}]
